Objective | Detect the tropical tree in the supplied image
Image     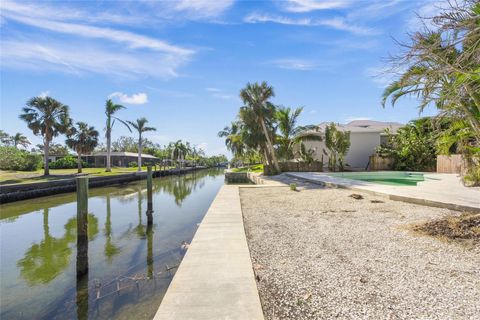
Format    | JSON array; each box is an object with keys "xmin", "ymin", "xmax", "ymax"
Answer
[
  {"xmin": 65, "ymin": 122, "xmax": 99, "ymax": 173},
  {"xmin": 325, "ymin": 123, "xmax": 351, "ymax": 171},
  {"xmin": 240, "ymin": 81, "xmax": 281, "ymax": 174},
  {"xmin": 218, "ymin": 121, "xmax": 246, "ymax": 160},
  {"xmin": 104, "ymin": 99, "xmax": 130, "ymax": 172},
  {"xmin": 127, "ymin": 117, "xmax": 156, "ymax": 171},
  {"xmin": 382, "ymin": 0, "xmax": 479, "ymax": 181},
  {"xmin": 275, "ymin": 106, "xmax": 321, "ymax": 160},
  {"xmin": 170, "ymin": 140, "xmax": 190, "ymax": 168},
  {"xmin": 35, "ymin": 143, "xmax": 69, "ymax": 155},
  {"xmin": 376, "ymin": 117, "xmax": 437, "ymax": 171},
  {"xmin": 0, "ymin": 130, "xmax": 12, "ymax": 146},
  {"xmin": 11, "ymin": 133, "xmax": 30, "ymax": 149},
  {"xmin": 19, "ymin": 96, "xmax": 71, "ymax": 175}
]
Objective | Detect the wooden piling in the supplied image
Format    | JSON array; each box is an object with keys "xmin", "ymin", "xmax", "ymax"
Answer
[
  {"xmin": 76, "ymin": 176, "xmax": 89, "ymax": 278},
  {"xmin": 147, "ymin": 166, "xmax": 153, "ymax": 225}
]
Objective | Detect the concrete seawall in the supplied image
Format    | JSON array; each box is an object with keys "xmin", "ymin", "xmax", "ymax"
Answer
[
  {"xmin": 0, "ymin": 167, "xmax": 207, "ymax": 204},
  {"xmin": 154, "ymin": 185, "xmax": 264, "ymax": 320}
]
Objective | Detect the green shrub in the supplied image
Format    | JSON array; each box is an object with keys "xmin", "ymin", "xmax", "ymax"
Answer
[
  {"xmin": 128, "ymin": 161, "xmax": 138, "ymax": 168},
  {"xmin": 49, "ymin": 156, "xmax": 88, "ymax": 169},
  {"xmin": 0, "ymin": 146, "xmax": 42, "ymax": 171}
]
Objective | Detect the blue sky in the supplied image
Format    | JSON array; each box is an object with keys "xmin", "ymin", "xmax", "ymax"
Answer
[{"xmin": 0, "ymin": 0, "xmax": 441, "ymax": 156}]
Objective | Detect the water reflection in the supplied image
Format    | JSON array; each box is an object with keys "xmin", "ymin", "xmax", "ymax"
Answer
[
  {"xmin": 0, "ymin": 168, "xmax": 225, "ymax": 320},
  {"xmin": 104, "ymin": 194, "xmax": 121, "ymax": 263},
  {"xmin": 17, "ymin": 208, "xmax": 99, "ymax": 285},
  {"xmin": 146, "ymin": 224, "xmax": 154, "ymax": 279}
]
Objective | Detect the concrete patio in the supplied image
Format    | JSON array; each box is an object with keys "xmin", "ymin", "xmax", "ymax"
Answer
[{"xmin": 284, "ymin": 172, "xmax": 480, "ymax": 212}]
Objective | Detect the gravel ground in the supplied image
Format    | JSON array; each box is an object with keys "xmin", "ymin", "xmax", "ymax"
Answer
[{"xmin": 240, "ymin": 186, "xmax": 480, "ymax": 320}]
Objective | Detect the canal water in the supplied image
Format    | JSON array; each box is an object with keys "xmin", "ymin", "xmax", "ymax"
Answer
[{"xmin": 0, "ymin": 169, "xmax": 225, "ymax": 320}]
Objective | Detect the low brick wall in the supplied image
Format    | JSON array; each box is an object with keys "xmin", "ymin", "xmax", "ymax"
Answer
[
  {"xmin": 0, "ymin": 167, "xmax": 207, "ymax": 204},
  {"xmin": 264, "ymin": 161, "xmax": 323, "ymax": 175}
]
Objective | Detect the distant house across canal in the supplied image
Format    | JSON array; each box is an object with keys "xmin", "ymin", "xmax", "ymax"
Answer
[{"xmin": 84, "ymin": 152, "xmax": 160, "ymax": 167}]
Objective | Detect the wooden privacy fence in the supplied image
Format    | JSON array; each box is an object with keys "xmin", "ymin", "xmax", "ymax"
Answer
[
  {"xmin": 437, "ymin": 154, "xmax": 466, "ymax": 174},
  {"xmin": 369, "ymin": 154, "xmax": 394, "ymax": 171}
]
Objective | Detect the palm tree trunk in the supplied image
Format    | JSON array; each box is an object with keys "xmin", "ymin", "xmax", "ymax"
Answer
[
  {"xmin": 43, "ymin": 138, "xmax": 50, "ymax": 176},
  {"xmin": 106, "ymin": 128, "xmax": 112, "ymax": 172},
  {"xmin": 138, "ymin": 133, "xmax": 142, "ymax": 172},
  {"xmin": 259, "ymin": 117, "xmax": 281, "ymax": 174},
  {"xmin": 77, "ymin": 154, "xmax": 83, "ymax": 173}
]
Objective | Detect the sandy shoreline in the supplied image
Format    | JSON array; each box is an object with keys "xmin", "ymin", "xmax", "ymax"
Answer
[{"xmin": 240, "ymin": 185, "xmax": 480, "ymax": 319}]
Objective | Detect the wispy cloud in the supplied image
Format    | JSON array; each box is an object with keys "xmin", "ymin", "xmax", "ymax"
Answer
[
  {"xmin": 0, "ymin": 1, "xmax": 195, "ymax": 78},
  {"xmin": 1, "ymin": 9, "xmax": 193, "ymax": 55},
  {"xmin": 109, "ymin": 92, "xmax": 148, "ymax": 105},
  {"xmin": 1, "ymin": 40, "xmax": 188, "ymax": 79},
  {"xmin": 283, "ymin": 0, "xmax": 352, "ymax": 13},
  {"xmin": 364, "ymin": 65, "xmax": 398, "ymax": 88},
  {"xmin": 205, "ymin": 87, "xmax": 235, "ymax": 100},
  {"xmin": 172, "ymin": 0, "xmax": 235, "ymax": 18},
  {"xmin": 1, "ymin": 1, "xmax": 144, "ymax": 25},
  {"xmin": 406, "ymin": 0, "xmax": 444, "ymax": 31},
  {"xmin": 271, "ymin": 58, "xmax": 317, "ymax": 70},
  {"xmin": 244, "ymin": 13, "xmax": 376, "ymax": 35},
  {"xmin": 39, "ymin": 90, "xmax": 50, "ymax": 98}
]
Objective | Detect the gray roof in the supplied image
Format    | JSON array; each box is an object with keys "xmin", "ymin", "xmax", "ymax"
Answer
[
  {"xmin": 92, "ymin": 152, "xmax": 158, "ymax": 159},
  {"xmin": 316, "ymin": 120, "xmax": 403, "ymax": 134}
]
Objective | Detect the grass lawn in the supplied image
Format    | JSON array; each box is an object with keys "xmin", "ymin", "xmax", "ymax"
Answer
[
  {"xmin": 0, "ymin": 166, "xmax": 174, "ymax": 186},
  {"xmin": 231, "ymin": 164, "xmax": 264, "ymax": 173}
]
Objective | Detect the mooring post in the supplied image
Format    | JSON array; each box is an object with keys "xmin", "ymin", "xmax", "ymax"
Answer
[
  {"xmin": 76, "ymin": 176, "xmax": 89, "ymax": 278},
  {"xmin": 147, "ymin": 165, "xmax": 153, "ymax": 225}
]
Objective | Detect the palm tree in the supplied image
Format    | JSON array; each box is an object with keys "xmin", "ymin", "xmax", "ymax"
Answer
[
  {"xmin": 127, "ymin": 117, "xmax": 156, "ymax": 171},
  {"xmin": 170, "ymin": 140, "xmax": 189, "ymax": 168},
  {"xmin": 104, "ymin": 99, "xmax": 130, "ymax": 172},
  {"xmin": 0, "ymin": 130, "xmax": 12, "ymax": 146},
  {"xmin": 275, "ymin": 106, "xmax": 321, "ymax": 160},
  {"xmin": 240, "ymin": 81, "xmax": 281, "ymax": 174},
  {"xmin": 66, "ymin": 122, "xmax": 99, "ymax": 173},
  {"xmin": 218, "ymin": 121, "xmax": 246, "ymax": 160},
  {"xmin": 11, "ymin": 132, "xmax": 30, "ymax": 149},
  {"xmin": 19, "ymin": 96, "xmax": 71, "ymax": 175}
]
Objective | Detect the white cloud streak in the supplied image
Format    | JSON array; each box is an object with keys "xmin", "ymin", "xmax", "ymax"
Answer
[
  {"xmin": 244, "ymin": 13, "xmax": 375, "ymax": 35},
  {"xmin": 1, "ymin": 40, "xmax": 188, "ymax": 79},
  {"xmin": 109, "ymin": 92, "xmax": 148, "ymax": 105},
  {"xmin": 283, "ymin": 0, "xmax": 352, "ymax": 12},
  {"xmin": 1, "ymin": 8, "xmax": 193, "ymax": 55},
  {"xmin": 271, "ymin": 58, "xmax": 317, "ymax": 70},
  {"xmin": 172, "ymin": 0, "xmax": 235, "ymax": 18},
  {"xmin": 0, "ymin": 0, "xmax": 196, "ymax": 78}
]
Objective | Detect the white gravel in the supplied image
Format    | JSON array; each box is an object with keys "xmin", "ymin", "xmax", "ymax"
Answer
[{"xmin": 240, "ymin": 186, "xmax": 480, "ymax": 320}]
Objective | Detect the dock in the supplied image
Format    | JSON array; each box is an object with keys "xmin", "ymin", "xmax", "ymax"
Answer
[{"xmin": 153, "ymin": 185, "xmax": 264, "ymax": 320}]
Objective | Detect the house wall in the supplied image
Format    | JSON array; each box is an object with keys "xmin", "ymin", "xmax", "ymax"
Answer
[
  {"xmin": 345, "ymin": 132, "xmax": 381, "ymax": 169},
  {"xmin": 301, "ymin": 132, "xmax": 381, "ymax": 170}
]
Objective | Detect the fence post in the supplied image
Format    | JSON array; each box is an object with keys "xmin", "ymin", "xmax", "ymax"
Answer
[
  {"xmin": 147, "ymin": 165, "xmax": 153, "ymax": 225},
  {"xmin": 76, "ymin": 177, "xmax": 89, "ymax": 278}
]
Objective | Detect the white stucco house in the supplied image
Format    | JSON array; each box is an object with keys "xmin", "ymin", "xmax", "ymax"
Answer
[{"xmin": 300, "ymin": 120, "xmax": 403, "ymax": 170}]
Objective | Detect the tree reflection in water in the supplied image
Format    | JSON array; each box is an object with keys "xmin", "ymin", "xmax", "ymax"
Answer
[
  {"xmin": 104, "ymin": 194, "xmax": 121, "ymax": 262},
  {"xmin": 17, "ymin": 208, "xmax": 99, "ymax": 286}
]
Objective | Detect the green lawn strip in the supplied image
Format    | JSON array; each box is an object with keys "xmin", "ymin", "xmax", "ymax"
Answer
[
  {"xmin": 231, "ymin": 164, "xmax": 264, "ymax": 173},
  {"xmin": 0, "ymin": 166, "xmax": 177, "ymax": 186}
]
